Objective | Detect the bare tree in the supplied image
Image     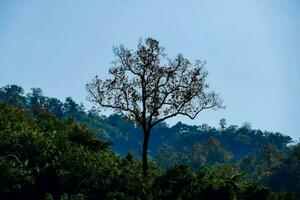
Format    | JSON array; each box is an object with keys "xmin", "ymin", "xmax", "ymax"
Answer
[{"xmin": 86, "ymin": 38, "xmax": 223, "ymax": 176}]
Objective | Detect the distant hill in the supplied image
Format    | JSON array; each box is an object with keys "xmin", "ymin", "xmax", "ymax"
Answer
[{"xmin": 0, "ymin": 84, "xmax": 293, "ymax": 158}]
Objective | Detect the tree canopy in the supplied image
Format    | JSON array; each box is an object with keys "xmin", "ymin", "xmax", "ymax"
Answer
[
  {"xmin": 1, "ymin": 100, "xmax": 298, "ymax": 199},
  {"xmin": 0, "ymin": 85, "xmax": 299, "ymax": 199}
]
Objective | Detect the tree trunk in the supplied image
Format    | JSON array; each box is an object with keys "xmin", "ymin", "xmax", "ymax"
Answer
[{"xmin": 142, "ymin": 130, "xmax": 150, "ymax": 177}]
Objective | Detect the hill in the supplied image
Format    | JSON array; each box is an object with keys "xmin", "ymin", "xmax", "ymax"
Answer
[{"xmin": 0, "ymin": 84, "xmax": 299, "ymax": 198}]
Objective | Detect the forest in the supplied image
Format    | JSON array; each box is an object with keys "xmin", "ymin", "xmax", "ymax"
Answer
[
  {"xmin": 0, "ymin": 84, "xmax": 299, "ymax": 200},
  {"xmin": 2, "ymin": 0, "xmax": 300, "ymax": 199}
]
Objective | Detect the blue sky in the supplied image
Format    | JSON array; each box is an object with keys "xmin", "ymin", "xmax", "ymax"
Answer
[{"xmin": 0, "ymin": 0, "xmax": 299, "ymax": 139}]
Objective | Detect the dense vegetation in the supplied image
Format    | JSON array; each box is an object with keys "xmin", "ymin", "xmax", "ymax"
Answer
[{"xmin": 1, "ymin": 85, "xmax": 299, "ymax": 199}]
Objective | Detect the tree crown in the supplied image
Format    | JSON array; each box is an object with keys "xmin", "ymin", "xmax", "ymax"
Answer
[{"xmin": 87, "ymin": 38, "xmax": 223, "ymax": 129}]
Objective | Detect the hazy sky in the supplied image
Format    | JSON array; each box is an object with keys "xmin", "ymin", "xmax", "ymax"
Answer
[{"xmin": 0, "ymin": 0, "xmax": 299, "ymax": 139}]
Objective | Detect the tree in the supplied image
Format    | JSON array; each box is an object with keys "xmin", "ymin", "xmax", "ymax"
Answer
[
  {"xmin": 238, "ymin": 143, "xmax": 284, "ymax": 181},
  {"xmin": 63, "ymin": 97, "xmax": 86, "ymax": 121},
  {"xmin": 46, "ymin": 97, "xmax": 64, "ymax": 118},
  {"xmin": 86, "ymin": 38, "xmax": 223, "ymax": 176},
  {"xmin": 0, "ymin": 85, "xmax": 26, "ymax": 107},
  {"xmin": 26, "ymin": 88, "xmax": 46, "ymax": 115},
  {"xmin": 219, "ymin": 118, "xmax": 227, "ymax": 130},
  {"xmin": 266, "ymin": 144, "xmax": 300, "ymax": 197}
]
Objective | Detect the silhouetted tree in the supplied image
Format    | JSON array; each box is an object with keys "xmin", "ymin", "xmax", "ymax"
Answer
[
  {"xmin": 86, "ymin": 38, "xmax": 223, "ymax": 176},
  {"xmin": 219, "ymin": 118, "xmax": 227, "ymax": 130}
]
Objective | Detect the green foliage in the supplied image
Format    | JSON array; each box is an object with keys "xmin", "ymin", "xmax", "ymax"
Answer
[
  {"xmin": 152, "ymin": 165, "xmax": 272, "ymax": 200},
  {"xmin": 0, "ymin": 85, "xmax": 26, "ymax": 107},
  {"xmin": 0, "ymin": 85, "xmax": 299, "ymax": 199},
  {"xmin": 0, "ymin": 101, "xmax": 146, "ymax": 199},
  {"xmin": 156, "ymin": 137, "xmax": 233, "ymax": 170},
  {"xmin": 238, "ymin": 143, "xmax": 284, "ymax": 181},
  {"xmin": 266, "ymin": 144, "xmax": 300, "ymax": 197}
]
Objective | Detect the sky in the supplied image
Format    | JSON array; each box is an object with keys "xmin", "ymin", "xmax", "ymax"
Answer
[{"xmin": 0, "ymin": 0, "xmax": 299, "ymax": 140}]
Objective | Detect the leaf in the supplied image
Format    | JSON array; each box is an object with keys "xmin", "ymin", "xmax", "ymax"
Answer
[{"xmin": 24, "ymin": 159, "xmax": 29, "ymax": 166}]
